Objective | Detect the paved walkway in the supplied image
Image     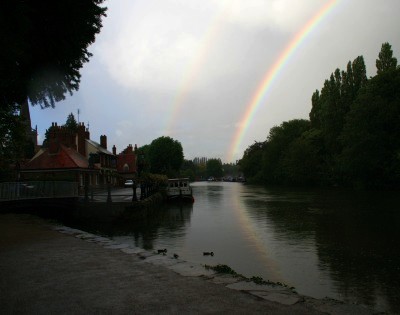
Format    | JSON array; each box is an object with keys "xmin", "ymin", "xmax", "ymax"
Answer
[{"xmin": 0, "ymin": 214, "xmax": 377, "ymax": 314}]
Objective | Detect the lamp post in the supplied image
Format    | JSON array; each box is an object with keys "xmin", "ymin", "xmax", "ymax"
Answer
[
  {"xmin": 136, "ymin": 150, "xmax": 146, "ymax": 200},
  {"xmin": 140, "ymin": 181, "xmax": 146, "ymax": 200},
  {"xmin": 106, "ymin": 172, "xmax": 112, "ymax": 203},
  {"xmin": 132, "ymin": 176, "xmax": 137, "ymax": 202},
  {"xmin": 84, "ymin": 173, "xmax": 89, "ymax": 202},
  {"xmin": 15, "ymin": 161, "xmax": 21, "ymax": 199}
]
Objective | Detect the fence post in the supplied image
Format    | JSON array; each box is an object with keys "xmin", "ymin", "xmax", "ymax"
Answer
[
  {"xmin": 107, "ymin": 180, "xmax": 112, "ymax": 203},
  {"xmin": 84, "ymin": 174, "xmax": 89, "ymax": 202},
  {"xmin": 140, "ymin": 183, "xmax": 145, "ymax": 200},
  {"xmin": 132, "ymin": 181, "xmax": 137, "ymax": 202}
]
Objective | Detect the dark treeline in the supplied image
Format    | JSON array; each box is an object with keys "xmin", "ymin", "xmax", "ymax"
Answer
[
  {"xmin": 239, "ymin": 42, "xmax": 400, "ymax": 189},
  {"xmin": 180, "ymin": 158, "xmax": 239, "ymax": 181}
]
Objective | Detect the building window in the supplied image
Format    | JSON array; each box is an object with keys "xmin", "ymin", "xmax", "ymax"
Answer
[{"xmin": 123, "ymin": 163, "xmax": 129, "ymax": 172}]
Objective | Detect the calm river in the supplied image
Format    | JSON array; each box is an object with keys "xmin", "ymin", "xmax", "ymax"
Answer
[{"xmin": 64, "ymin": 182, "xmax": 400, "ymax": 313}]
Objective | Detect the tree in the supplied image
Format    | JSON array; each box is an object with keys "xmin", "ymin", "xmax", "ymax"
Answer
[
  {"xmin": 148, "ymin": 136, "xmax": 184, "ymax": 176},
  {"xmin": 376, "ymin": 42, "xmax": 397, "ymax": 75},
  {"xmin": 317, "ymin": 57, "xmax": 367, "ymax": 157},
  {"xmin": 0, "ymin": 1, "xmax": 107, "ymax": 109},
  {"xmin": 222, "ymin": 162, "xmax": 239, "ymax": 178},
  {"xmin": 351, "ymin": 56, "xmax": 368, "ymax": 92},
  {"xmin": 206, "ymin": 158, "xmax": 223, "ymax": 179},
  {"xmin": 0, "ymin": 104, "xmax": 27, "ymax": 177},
  {"xmin": 64, "ymin": 113, "xmax": 79, "ymax": 133},
  {"xmin": 180, "ymin": 160, "xmax": 196, "ymax": 181},
  {"xmin": 339, "ymin": 67, "xmax": 400, "ymax": 188},
  {"xmin": 308, "ymin": 56, "xmax": 367, "ymax": 184},
  {"xmin": 240, "ymin": 42, "xmax": 399, "ymax": 187},
  {"xmin": 309, "ymin": 90, "xmax": 321, "ymax": 128},
  {"xmin": 137, "ymin": 145, "xmax": 151, "ymax": 175},
  {"xmin": 0, "ymin": 1, "xmax": 106, "ymax": 174},
  {"xmin": 238, "ymin": 141, "xmax": 265, "ymax": 182},
  {"xmin": 281, "ymin": 135, "xmax": 319, "ymax": 185},
  {"xmin": 42, "ymin": 113, "xmax": 79, "ymax": 147},
  {"xmin": 261, "ymin": 119, "xmax": 310, "ymax": 184}
]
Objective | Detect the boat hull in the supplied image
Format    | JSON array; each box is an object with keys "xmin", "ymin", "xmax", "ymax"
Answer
[{"xmin": 166, "ymin": 178, "xmax": 194, "ymax": 203}]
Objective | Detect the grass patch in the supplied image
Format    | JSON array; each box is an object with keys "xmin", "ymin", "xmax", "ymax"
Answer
[
  {"xmin": 204, "ymin": 264, "xmax": 241, "ymax": 276},
  {"xmin": 204, "ymin": 264, "xmax": 296, "ymax": 291}
]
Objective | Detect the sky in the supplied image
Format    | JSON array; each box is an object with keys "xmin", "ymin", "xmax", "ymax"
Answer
[{"xmin": 30, "ymin": 0, "xmax": 400, "ymax": 163}]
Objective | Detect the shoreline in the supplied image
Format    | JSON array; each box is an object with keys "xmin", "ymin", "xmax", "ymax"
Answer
[{"xmin": 0, "ymin": 213, "xmax": 382, "ymax": 314}]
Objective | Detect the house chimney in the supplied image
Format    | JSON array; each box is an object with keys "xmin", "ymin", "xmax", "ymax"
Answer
[
  {"xmin": 112, "ymin": 145, "xmax": 116, "ymax": 155},
  {"xmin": 48, "ymin": 123, "xmax": 59, "ymax": 154},
  {"xmin": 100, "ymin": 135, "xmax": 107, "ymax": 150},
  {"xmin": 76, "ymin": 123, "xmax": 86, "ymax": 156}
]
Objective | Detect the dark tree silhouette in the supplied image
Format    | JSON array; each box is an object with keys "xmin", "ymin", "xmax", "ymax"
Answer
[
  {"xmin": 64, "ymin": 113, "xmax": 79, "ymax": 133},
  {"xmin": 0, "ymin": 0, "xmax": 107, "ymax": 109},
  {"xmin": 206, "ymin": 158, "xmax": 223, "ymax": 178},
  {"xmin": 376, "ymin": 42, "xmax": 398, "ymax": 75},
  {"xmin": 0, "ymin": 0, "xmax": 106, "ymax": 174},
  {"xmin": 148, "ymin": 136, "xmax": 184, "ymax": 176},
  {"xmin": 240, "ymin": 42, "xmax": 400, "ymax": 188}
]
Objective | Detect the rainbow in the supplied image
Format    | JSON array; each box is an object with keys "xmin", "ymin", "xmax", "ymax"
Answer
[
  {"xmin": 230, "ymin": 185, "xmax": 282, "ymax": 281},
  {"xmin": 227, "ymin": 0, "xmax": 340, "ymax": 162},
  {"xmin": 163, "ymin": 4, "xmax": 232, "ymax": 136}
]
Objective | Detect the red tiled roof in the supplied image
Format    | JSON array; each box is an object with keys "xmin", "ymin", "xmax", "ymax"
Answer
[{"xmin": 23, "ymin": 145, "xmax": 95, "ymax": 170}]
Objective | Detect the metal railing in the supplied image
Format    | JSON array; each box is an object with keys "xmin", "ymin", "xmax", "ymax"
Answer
[
  {"xmin": 81, "ymin": 182, "xmax": 163, "ymax": 203},
  {"xmin": 0, "ymin": 181, "xmax": 79, "ymax": 201}
]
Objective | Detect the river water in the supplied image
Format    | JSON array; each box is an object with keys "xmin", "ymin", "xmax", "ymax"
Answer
[{"xmin": 63, "ymin": 182, "xmax": 400, "ymax": 313}]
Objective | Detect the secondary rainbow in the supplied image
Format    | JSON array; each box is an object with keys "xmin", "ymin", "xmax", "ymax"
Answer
[
  {"xmin": 227, "ymin": 0, "xmax": 340, "ymax": 162},
  {"xmin": 163, "ymin": 4, "xmax": 231, "ymax": 136}
]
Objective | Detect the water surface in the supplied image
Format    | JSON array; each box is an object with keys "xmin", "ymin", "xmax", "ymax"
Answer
[{"xmin": 63, "ymin": 182, "xmax": 400, "ymax": 313}]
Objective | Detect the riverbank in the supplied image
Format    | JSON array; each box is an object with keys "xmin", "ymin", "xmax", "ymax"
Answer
[{"xmin": 0, "ymin": 213, "xmax": 381, "ymax": 314}]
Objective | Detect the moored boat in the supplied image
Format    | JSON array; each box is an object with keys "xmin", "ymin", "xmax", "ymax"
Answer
[{"xmin": 166, "ymin": 178, "xmax": 194, "ymax": 202}]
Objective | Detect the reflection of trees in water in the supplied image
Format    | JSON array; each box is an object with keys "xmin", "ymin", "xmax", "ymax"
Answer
[
  {"xmin": 190, "ymin": 184, "xmax": 225, "ymax": 207},
  {"xmin": 314, "ymin": 194, "xmax": 400, "ymax": 312},
  {"xmin": 60, "ymin": 203, "xmax": 193, "ymax": 251},
  {"xmin": 243, "ymin": 189, "xmax": 400, "ymax": 312},
  {"xmin": 243, "ymin": 189, "xmax": 318, "ymax": 242},
  {"xmin": 205, "ymin": 185, "xmax": 224, "ymax": 199}
]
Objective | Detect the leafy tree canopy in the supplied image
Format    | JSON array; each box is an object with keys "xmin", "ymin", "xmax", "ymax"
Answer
[
  {"xmin": 339, "ymin": 67, "xmax": 400, "ymax": 187},
  {"xmin": 261, "ymin": 119, "xmax": 310, "ymax": 184},
  {"xmin": 376, "ymin": 42, "xmax": 398, "ymax": 75},
  {"xmin": 0, "ymin": 0, "xmax": 107, "ymax": 109},
  {"xmin": 238, "ymin": 141, "xmax": 265, "ymax": 181},
  {"xmin": 222, "ymin": 162, "xmax": 239, "ymax": 177},
  {"xmin": 42, "ymin": 113, "xmax": 79, "ymax": 147},
  {"xmin": 0, "ymin": 1, "xmax": 106, "ymax": 173},
  {"xmin": 148, "ymin": 136, "xmax": 184, "ymax": 177},
  {"xmin": 180, "ymin": 159, "xmax": 196, "ymax": 181},
  {"xmin": 240, "ymin": 42, "xmax": 400, "ymax": 189},
  {"xmin": 206, "ymin": 158, "xmax": 223, "ymax": 178},
  {"xmin": 0, "ymin": 105, "xmax": 27, "ymax": 171},
  {"xmin": 64, "ymin": 113, "xmax": 79, "ymax": 133}
]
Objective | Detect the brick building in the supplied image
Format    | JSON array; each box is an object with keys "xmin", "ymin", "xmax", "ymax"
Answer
[
  {"xmin": 22, "ymin": 123, "xmax": 117, "ymax": 188},
  {"xmin": 115, "ymin": 144, "xmax": 137, "ymax": 181}
]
